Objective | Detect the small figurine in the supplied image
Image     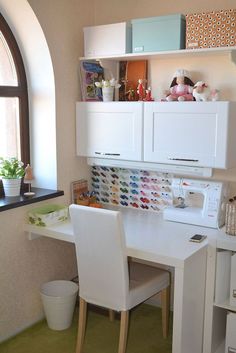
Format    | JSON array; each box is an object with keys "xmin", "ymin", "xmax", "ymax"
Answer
[
  {"xmin": 137, "ymin": 79, "xmax": 146, "ymax": 101},
  {"xmin": 125, "ymin": 88, "xmax": 136, "ymax": 101},
  {"xmin": 211, "ymin": 88, "xmax": 220, "ymax": 101},
  {"xmin": 193, "ymin": 81, "xmax": 211, "ymax": 101},
  {"xmin": 165, "ymin": 69, "xmax": 194, "ymax": 101},
  {"xmin": 24, "ymin": 164, "xmax": 35, "ymax": 196},
  {"xmin": 144, "ymin": 87, "xmax": 154, "ymax": 101}
]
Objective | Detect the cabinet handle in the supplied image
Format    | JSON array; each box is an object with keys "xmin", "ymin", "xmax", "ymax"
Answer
[
  {"xmin": 95, "ymin": 152, "xmax": 121, "ymax": 156},
  {"xmin": 228, "ymin": 348, "xmax": 236, "ymax": 353},
  {"xmin": 168, "ymin": 158, "xmax": 199, "ymax": 162}
]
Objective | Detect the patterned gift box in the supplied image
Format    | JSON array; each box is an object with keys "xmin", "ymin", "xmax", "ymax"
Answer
[{"xmin": 186, "ymin": 9, "xmax": 236, "ymax": 49}]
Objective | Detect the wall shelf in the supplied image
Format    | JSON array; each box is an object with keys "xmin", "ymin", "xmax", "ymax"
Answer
[
  {"xmin": 80, "ymin": 46, "xmax": 236, "ymax": 64},
  {"xmin": 217, "ymin": 234, "xmax": 236, "ymax": 252},
  {"xmin": 214, "ymin": 299, "xmax": 236, "ymax": 313}
]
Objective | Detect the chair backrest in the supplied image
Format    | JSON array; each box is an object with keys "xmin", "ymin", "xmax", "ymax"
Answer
[{"xmin": 69, "ymin": 204, "xmax": 129, "ymax": 311}]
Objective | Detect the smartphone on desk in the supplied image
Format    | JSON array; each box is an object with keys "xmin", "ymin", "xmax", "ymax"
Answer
[{"xmin": 189, "ymin": 234, "xmax": 207, "ymax": 243}]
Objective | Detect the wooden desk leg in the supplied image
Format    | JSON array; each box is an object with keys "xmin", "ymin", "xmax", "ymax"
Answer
[{"xmin": 118, "ymin": 311, "xmax": 129, "ymax": 353}]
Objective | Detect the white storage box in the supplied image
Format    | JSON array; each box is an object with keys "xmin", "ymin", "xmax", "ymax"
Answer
[
  {"xmin": 225, "ymin": 312, "xmax": 236, "ymax": 353},
  {"xmin": 83, "ymin": 22, "xmax": 132, "ymax": 57},
  {"xmin": 28, "ymin": 204, "xmax": 68, "ymax": 227}
]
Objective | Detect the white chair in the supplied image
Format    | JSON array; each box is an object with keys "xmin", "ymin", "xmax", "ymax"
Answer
[{"xmin": 69, "ymin": 204, "xmax": 170, "ymax": 353}]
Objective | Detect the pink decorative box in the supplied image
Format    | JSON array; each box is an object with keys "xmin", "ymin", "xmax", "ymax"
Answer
[{"xmin": 186, "ymin": 9, "xmax": 236, "ymax": 49}]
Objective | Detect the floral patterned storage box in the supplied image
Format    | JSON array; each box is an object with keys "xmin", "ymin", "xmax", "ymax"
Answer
[
  {"xmin": 28, "ymin": 204, "xmax": 68, "ymax": 226},
  {"xmin": 186, "ymin": 9, "xmax": 236, "ymax": 49}
]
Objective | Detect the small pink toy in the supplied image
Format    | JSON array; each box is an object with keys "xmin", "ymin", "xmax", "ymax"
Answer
[
  {"xmin": 166, "ymin": 69, "xmax": 194, "ymax": 102},
  {"xmin": 211, "ymin": 88, "xmax": 220, "ymax": 101},
  {"xmin": 193, "ymin": 82, "xmax": 220, "ymax": 101}
]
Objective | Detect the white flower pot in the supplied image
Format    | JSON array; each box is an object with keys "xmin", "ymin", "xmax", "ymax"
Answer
[
  {"xmin": 2, "ymin": 178, "xmax": 22, "ymax": 197},
  {"xmin": 102, "ymin": 87, "xmax": 114, "ymax": 102}
]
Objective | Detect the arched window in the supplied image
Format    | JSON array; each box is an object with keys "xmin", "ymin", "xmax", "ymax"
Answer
[{"xmin": 0, "ymin": 12, "xmax": 30, "ymax": 167}]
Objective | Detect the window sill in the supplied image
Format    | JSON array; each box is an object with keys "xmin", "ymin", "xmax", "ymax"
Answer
[{"xmin": 0, "ymin": 188, "xmax": 64, "ymax": 212}]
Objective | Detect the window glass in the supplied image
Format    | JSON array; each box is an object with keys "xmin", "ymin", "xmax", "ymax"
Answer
[
  {"xmin": 0, "ymin": 31, "xmax": 17, "ymax": 86},
  {"xmin": 0, "ymin": 97, "xmax": 20, "ymax": 159}
]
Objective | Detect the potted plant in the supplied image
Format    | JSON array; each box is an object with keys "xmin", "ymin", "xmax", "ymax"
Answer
[
  {"xmin": 95, "ymin": 78, "xmax": 121, "ymax": 102},
  {"xmin": 0, "ymin": 157, "xmax": 25, "ymax": 197}
]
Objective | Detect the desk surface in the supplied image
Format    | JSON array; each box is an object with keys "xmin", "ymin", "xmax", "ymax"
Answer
[
  {"xmin": 25, "ymin": 207, "xmax": 229, "ymax": 268},
  {"xmin": 25, "ymin": 206, "xmax": 235, "ymax": 353}
]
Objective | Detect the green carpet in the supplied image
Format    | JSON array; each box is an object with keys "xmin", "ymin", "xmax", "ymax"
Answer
[{"xmin": 0, "ymin": 304, "xmax": 172, "ymax": 353}]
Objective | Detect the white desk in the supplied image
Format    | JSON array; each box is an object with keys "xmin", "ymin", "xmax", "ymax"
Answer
[{"xmin": 26, "ymin": 207, "xmax": 222, "ymax": 353}]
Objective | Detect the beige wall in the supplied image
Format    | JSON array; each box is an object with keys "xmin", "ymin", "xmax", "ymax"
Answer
[
  {"xmin": 0, "ymin": 0, "xmax": 94, "ymax": 342},
  {"xmin": 94, "ymin": 0, "xmax": 236, "ymax": 24},
  {"xmin": 0, "ymin": 203, "xmax": 76, "ymax": 341},
  {"xmin": 1, "ymin": 0, "xmax": 236, "ymax": 342}
]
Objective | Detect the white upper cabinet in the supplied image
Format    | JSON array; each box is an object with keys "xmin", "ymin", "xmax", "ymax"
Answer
[
  {"xmin": 76, "ymin": 102, "xmax": 143, "ymax": 161},
  {"xmin": 76, "ymin": 101, "xmax": 236, "ymax": 170},
  {"xmin": 144, "ymin": 101, "xmax": 236, "ymax": 169}
]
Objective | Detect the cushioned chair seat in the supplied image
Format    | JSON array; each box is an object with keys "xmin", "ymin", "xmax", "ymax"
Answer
[{"xmin": 129, "ymin": 262, "xmax": 170, "ymax": 309}]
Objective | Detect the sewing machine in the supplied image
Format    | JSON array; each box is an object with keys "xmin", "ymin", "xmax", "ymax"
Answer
[{"xmin": 163, "ymin": 178, "xmax": 229, "ymax": 228}]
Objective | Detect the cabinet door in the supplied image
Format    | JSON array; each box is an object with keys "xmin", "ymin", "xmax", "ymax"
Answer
[
  {"xmin": 144, "ymin": 102, "xmax": 234, "ymax": 168},
  {"xmin": 76, "ymin": 102, "xmax": 143, "ymax": 161}
]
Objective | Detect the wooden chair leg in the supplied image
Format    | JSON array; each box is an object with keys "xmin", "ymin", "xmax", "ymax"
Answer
[
  {"xmin": 76, "ymin": 297, "xmax": 87, "ymax": 353},
  {"xmin": 118, "ymin": 310, "xmax": 129, "ymax": 353},
  {"xmin": 109, "ymin": 309, "xmax": 115, "ymax": 322},
  {"xmin": 161, "ymin": 285, "xmax": 170, "ymax": 339}
]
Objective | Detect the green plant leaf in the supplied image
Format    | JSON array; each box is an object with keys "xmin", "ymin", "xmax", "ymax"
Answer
[{"xmin": 0, "ymin": 157, "xmax": 25, "ymax": 178}]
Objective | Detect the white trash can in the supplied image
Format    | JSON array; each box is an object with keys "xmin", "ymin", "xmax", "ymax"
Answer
[{"xmin": 40, "ymin": 280, "xmax": 78, "ymax": 330}]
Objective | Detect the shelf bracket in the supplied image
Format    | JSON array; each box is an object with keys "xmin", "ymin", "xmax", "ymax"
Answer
[
  {"xmin": 230, "ymin": 50, "xmax": 236, "ymax": 65},
  {"xmin": 26, "ymin": 231, "xmax": 42, "ymax": 240}
]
